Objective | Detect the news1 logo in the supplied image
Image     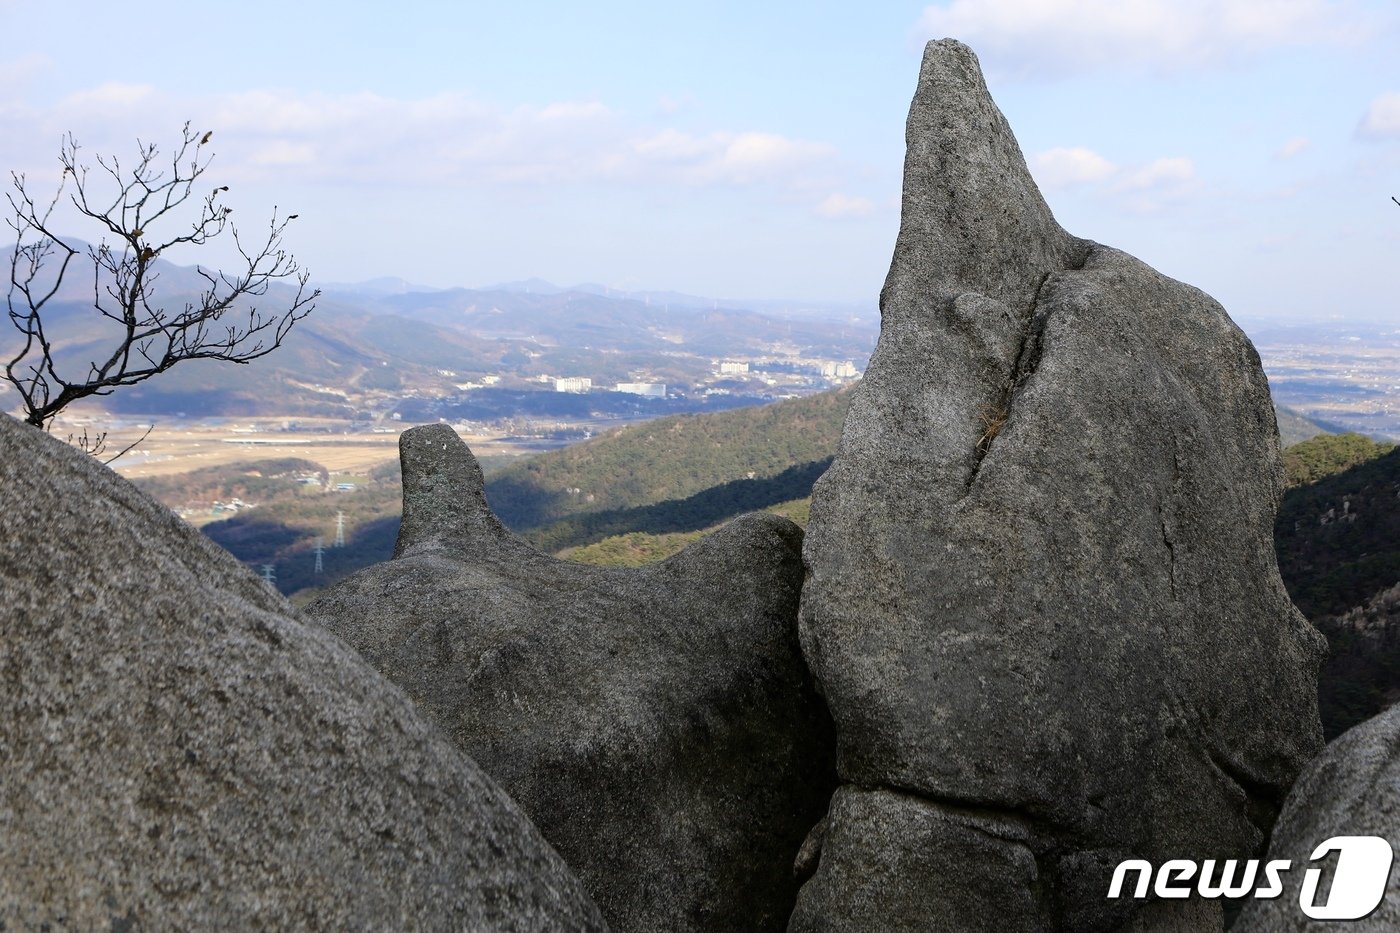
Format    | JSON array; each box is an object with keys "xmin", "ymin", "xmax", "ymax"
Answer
[{"xmin": 1108, "ymin": 836, "xmax": 1395, "ymax": 920}]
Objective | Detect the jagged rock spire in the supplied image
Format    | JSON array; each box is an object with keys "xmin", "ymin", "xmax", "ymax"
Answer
[
  {"xmin": 885, "ymin": 38, "xmax": 1086, "ymax": 311},
  {"xmin": 793, "ymin": 39, "xmax": 1323, "ymax": 932},
  {"xmin": 395, "ymin": 423, "xmax": 510, "ymax": 558}
]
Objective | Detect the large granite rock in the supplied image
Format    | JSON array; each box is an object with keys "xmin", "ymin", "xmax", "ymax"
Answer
[
  {"xmin": 1235, "ymin": 704, "xmax": 1400, "ymax": 931},
  {"xmin": 0, "ymin": 413, "xmax": 606, "ymax": 931},
  {"xmin": 791, "ymin": 39, "xmax": 1325, "ymax": 931},
  {"xmin": 305, "ymin": 424, "xmax": 835, "ymax": 933}
]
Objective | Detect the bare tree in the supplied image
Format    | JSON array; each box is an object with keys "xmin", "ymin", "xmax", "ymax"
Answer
[{"xmin": 4, "ymin": 123, "xmax": 318, "ymax": 433}]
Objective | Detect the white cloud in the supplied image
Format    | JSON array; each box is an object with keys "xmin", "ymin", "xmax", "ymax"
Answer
[
  {"xmin": 61, "ymin": 82, "xmax": 157, "ymax": 109},
  {"xmin": 634, "ymin": 129, "xmax": 712, "ymax": 162},
  {"xmin": 1119, "ymin": 156, "xmax": 1197, "ymax": 191},
  {"xmin": 1030, "ymin": 146, "xmax": 1118, "ymax": 189},
  {"xmin": 537, "ymin": 100, "xmax": 611, "ymax": 121},
  {"xmin": 1358, "ymin": 91, "xmax": 1400, "ymax": 139},
  {"xmin": 631, "ymin": 129, "xmax": 834, "ymax": 186},
  {"xmin": 1276, "ymin": 136, "xmax": 1311, "ymax": 158},
  {"xmin": 4, "ymin": 83, "xmax": 841, "ymax": 195},
  {"xmin": 815, "ymin": 193, "xmax": 876, "ymax": 218},
  {"xmin": 248, "ymin": 141, "xmax": 317, "ymax": 166},
  {"xmin": 655, "ymin": 94, "xmax": 694, "ymax": 116},
  {"xmin": 719, "ymin": 132, "xmax": 834, "ymax": 181},
  {"xmin": 1028, "ymin": 147, "xmax": 1199, "ymax": 212},
  {"xmin": 916, "ymin": 0, "xmax": 1380, "ymax": 78},
  {"xmin": 0, "ymin": 54, "xmax": 49, "ymax": 89}
]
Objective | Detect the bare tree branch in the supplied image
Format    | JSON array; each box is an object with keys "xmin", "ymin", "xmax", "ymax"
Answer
[
  {"xmin": 102, "ymin": 422, "xmax": 155, "ymax": 464},
  {"xmin": 4, "ymin": 123, "xmax": 318, "ymax": 437},
  {"xmin": 64, "ymin": 424, "xmax": 107, "ymax": 458}
]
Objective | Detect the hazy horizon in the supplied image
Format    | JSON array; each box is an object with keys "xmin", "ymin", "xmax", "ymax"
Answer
[{"xmin": 1, "ymin": 1, "xmax": 1397, "ymax": 323}]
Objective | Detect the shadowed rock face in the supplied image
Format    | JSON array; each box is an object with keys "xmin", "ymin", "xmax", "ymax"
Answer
[
  {"xmin": 1235, "ymin": 705, "xmax": 1400, "ymax": 931},
  {"xmin": 305, "ymin": 424, "xmax": 836, "ymax": 933},
  {"xmin": 792, "ymin": 39, "xmax": 1325, "ymax": 931},
  {"xmin": 0, "ymin": 414, "xmax": 607, "ymax": 931}
]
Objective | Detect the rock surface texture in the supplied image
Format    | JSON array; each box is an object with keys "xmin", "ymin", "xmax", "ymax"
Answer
[
  {"xmin": 305, "ymin": 423, "xmax": 835, "ymax": 933},
  {"xmin": 792, "ymin": 39, "xmax": 1325, "ymax": 932},
  {"xmin": 0, "ymin": 414, "xmax": 606, "ymax": 931},
  {"xmin": 1235, "ymin": 704, "xmax": 1400, "ymax": 931}
]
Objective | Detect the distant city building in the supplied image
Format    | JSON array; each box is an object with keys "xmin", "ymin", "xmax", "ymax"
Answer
[
  {"xmin": 554, "ymin": 377, "xmax": 593, "ymax": 393},
  {"xmin": 615, "ymin": 382, "xmax": 666, "ymax": 398},
  {"xmin": 820, "ymin": 360, "xmax": 860, "ymax": 379},
  {"xmin": 720, "ymin": 361, "xmax": 749, "ymax": 375}
]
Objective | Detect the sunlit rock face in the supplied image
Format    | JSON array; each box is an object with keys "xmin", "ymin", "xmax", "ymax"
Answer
[
  {"xmin": 0, "ymin": 413, "xmax": 607, "ymax": 931},
  {"xmin": 791, "ymin": 38, "xmax": 1325, "ymax": 932},
  {"xmin": 306, "ymin": 423, "xmax": 836, "ymax": 933}
]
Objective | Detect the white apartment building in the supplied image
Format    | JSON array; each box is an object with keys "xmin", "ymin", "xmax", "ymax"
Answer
[{"xmin": 615, "ymin": 382, "xmax": 667, "ymax": 398}]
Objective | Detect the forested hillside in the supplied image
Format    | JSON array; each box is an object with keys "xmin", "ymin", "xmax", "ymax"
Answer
[
  {"xmin": 1276, "ymin": 444, "xmax": 1400, "ymax": 619},
  {"xmin": 1274, "ymin": 404, "xmax": 1335, "ymax": 447},
  {"xmin": 187, "ymin": 391, "xmax": 1349, "ymax": 594},
  {"xmin": 192, "ymin": 389, "xmax": 850, "ymax": 596},
  {"xmin": 559, "ymin": 499, "xmax": 812, "ymax": 567},
  {"xmin": 1312, "ymin": 583, "xmax": 1400, "ymax": 741},
  {"xmin": 517, "ymin": 458, "xmax": 830, "ymax": 552},
  {"xmin": 485, "ymin": 386, "xmax": 852, "ymax": 532},
  {"xmin": 1282, "ymin": 432, "xmax": 1393, "ymax": 488},
  {"xmin": 1275, "ymin": 441, "xmax": 1400, "ymax": 738},
  {"xmin": 135, "ymin": 458, "xmax": 327, "ymax": 511}
]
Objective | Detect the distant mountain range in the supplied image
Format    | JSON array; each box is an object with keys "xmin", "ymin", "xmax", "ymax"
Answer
[
  {"xmin": 1, "ymin": 245, "xmax": 878, "ymax": 421},
  {"xmin": 5, "ymin": 243, "xmax": 1391, "ymax": 443},
  {"xmin": 475, "ymin": 278, "xmax": 876, "ymax": 325}
]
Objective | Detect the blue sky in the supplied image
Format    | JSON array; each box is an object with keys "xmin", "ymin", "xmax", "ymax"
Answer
[{"xmin": 1, "ymin": 0, "xmax": 1397, "ymax": 322}]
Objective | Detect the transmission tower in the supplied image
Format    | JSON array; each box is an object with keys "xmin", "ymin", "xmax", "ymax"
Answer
[
  {"xmin": 314, "ymin": 537, "xmax": 325, "ymax": 574},
  {"xmin": 335, "ymin": 510, "xmax": 346, "ymax": 547},
  {"xmin": 260, "ymin": 564, "xmax": 276, "ymax": 586}
]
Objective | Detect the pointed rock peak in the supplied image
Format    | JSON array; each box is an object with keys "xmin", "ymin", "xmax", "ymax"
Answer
[
  {"xmin": 395, "ymin": 423, "xmax": 507, "ymax": 559},
  {"xmin": 887, "ymin": 39, "xmax": 1087, "ymax": 313}
]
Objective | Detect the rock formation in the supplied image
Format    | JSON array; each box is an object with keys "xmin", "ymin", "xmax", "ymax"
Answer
[
  {"xmin": 1235, "ymin": 704, "xmax": 1400, "ymax": 931},
  {"xmin": 305, "ymin": 424, "xmax": 835, "ymax": 933},
  {"xmin": 0, "ymin": 413, "xmax": 606, "ymax": 931},
  {"xmin": 791, "ymin": 39, "xmax": 1325, "ymax": 931}
]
